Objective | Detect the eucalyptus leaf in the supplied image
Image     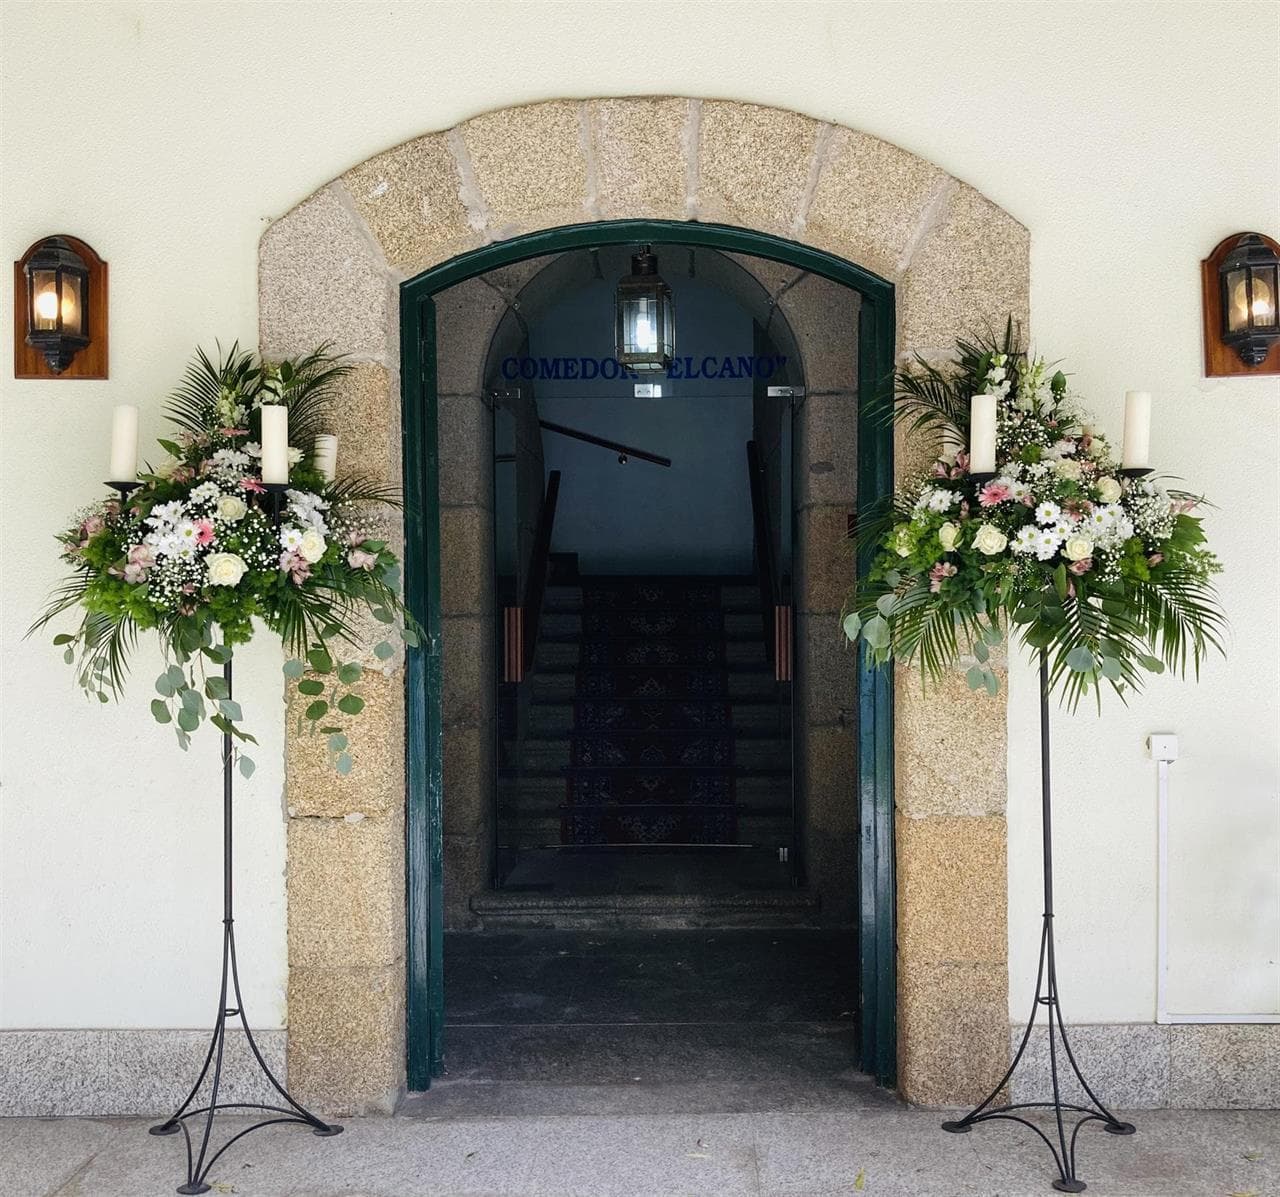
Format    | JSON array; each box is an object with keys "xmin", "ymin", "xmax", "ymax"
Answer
[
  {"xmin": 63, "ymin": 647, "xmax": 75, "ymax": 665},
  {"xmin": 304, "ymin": 699, "xmax": 329, "ymax": 722},
  {"xmin": 205, "ymin": 676, "xmax": 230, "ymax": 700},
  {"xmin": 373, "ymin": 641, "xmax": 395, "ymax": 660},
  {"xmin": 372, "ymin": 606, "xmax": 394, "ymax": 624},
  {"xmin": 218, "ymin": 699, "xmax": 243, "ymax": 721},
  {"xmin": 863, "ymin": 614, "xmax": 890, "ymax": 650},
  {"xmin": 283, "ymin": 659, "xmax": 305, "ymax": 679},
  {"xmin": 338, "ymin": 662, "xmax": 363, "ymax": 685},
  {"xmin": 983, "ymin": 669, "xmax": 1000, "ymax": 696},
  {"xmin": 973, "ymin": 640, "xmax": 989, "ymax": 664},
  {"xmin": 336, "ymin": 753, "xmax": 354, "ymax": 776},
  {"xmin": 151, "ymin": 699, "xmax": 171, "ymax": 724},
  {"xmin": 177, "ymin": 707, "xmax": 200, "ymax": 733},
  {"xmin": 307, "ymin": 648, "xmax": 332, "ymax": 674},
  {"xmin": 875, "ymin": 593, "xmax": 897, "ymax": 618},
  {"xmin": 1066, "ymin": 646, "xmax": 1096, "ymax": 673},
  {"xmin": 401, "ymin": 626, "xmax": 420, "ymax": 647},
  {"xmin": 337, "ymin": 694, "xmax": 365, "ymax": 716},
  {"xmin": 841, "ymin": 612, "xmax": 862, "ymax": 642},
  {"xmin": 155, "ymin": 672, "xmax": 175, "ymax": 697},
  {"xmin": 966, "ymin": 664, "xmax": 985, "ymax": 691},
  {"xmin": 297, "ymin": 679, "xmax": 325, "ymax": 696},
  {"xmin": 328, "ymin": 733, "xmax": 349, "ymax": 752},
  {"xmin": 1099, "ymin": 656, "xmax": 1122, "ymax": 681},
  {"xmin": 53, "ymin": 634, "xmax": 75, "ymax": 646},
  {"xmin": 239, "ymin": 755, "xmax": 256, "ymax": 779}
]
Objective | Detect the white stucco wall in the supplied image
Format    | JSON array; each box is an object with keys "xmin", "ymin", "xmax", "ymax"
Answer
[{"xmin": 1, "ymin": 1, "xmax": 1276, "ymax": 1031}]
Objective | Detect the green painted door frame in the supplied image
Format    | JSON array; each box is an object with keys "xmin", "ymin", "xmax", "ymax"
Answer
[{"xmin": 400, "ymin": 220, "xmax": 897, "ymax": 1090}]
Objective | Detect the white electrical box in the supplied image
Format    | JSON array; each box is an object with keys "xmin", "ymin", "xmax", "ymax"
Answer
[{"xmin": 1147, "ymin": 733, "xmax": 1179, "ymax": 761}]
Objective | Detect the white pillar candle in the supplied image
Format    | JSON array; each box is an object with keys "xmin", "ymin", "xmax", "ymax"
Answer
[
  {"xmin": 108, "ymin": 404, "xmax": 139, "ymax": 482},
  {"xmin": 260, "ymin": 404, "xmax": 290, "ymax": 485},
  {"xmin": 313, "ymin": 434, "xmax": 339, "ymax": 484},
  {"xmin": 969, "ymin": 393, "xmax": 998, "ymax": 474},
  {"xmin": 1122, "ymin": 390, "xmax": 1152, "ymax": 469}
]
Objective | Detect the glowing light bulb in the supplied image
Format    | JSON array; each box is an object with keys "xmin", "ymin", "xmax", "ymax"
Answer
[
  {"xmin": 634, "ymin": 313, "xmax": 655, "ymax": 352},
  {"xmin": 35, "ymin": 288, "xmax": 59, "ymax": 322},
  {"xmin": 1232, "ymin": 275, "xmax": 1277, "ymax": 328}
]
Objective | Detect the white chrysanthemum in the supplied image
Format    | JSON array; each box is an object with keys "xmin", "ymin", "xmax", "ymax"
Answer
[
  {"xmin": 1034, "ymin": 529, "xmax": 1063, "ymax": 561},
  {"xmin": 146, "ymin": 500, "xmax": 185, "ymax": 529},
  {"xmin": 190, "ymin": 482, "xmax": 221, "ymax": 504},
  {"xmin": 244, "ymin": 441, "xmax": 262, "ymax": 458},
  {"xmin": 1035, "ymin": 500, "xmax": 1062, "ymax": 525},
  {"xmin": 209, "ymin": 448, "xmax": 251, "ymax": 476},
  {"xmin": 1011, "ymin": 526, "xmax": 1038, "ymax": 555},
  {"xmin": 914, "ymin": 487, "xmax": 958, "ymax": 514},
  {"xmin": 1009, "ymin": 480, "xmax": 1031, "ymax": 502},
  {"xmin": 279, "ymin": 526, "xmax": 305, "ymax": 551},
  {"xmin": 1052, "ymin": 519, "xmax": 1076, "ymax": 539}
]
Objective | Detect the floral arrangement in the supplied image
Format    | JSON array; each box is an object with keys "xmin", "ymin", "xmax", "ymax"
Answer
[
  {"xmin": 843, "ymin": 324, "xmax": 1225, "ymax": 706},
  {"xmin": 31, "ymin": 346, "xmax": 415, "ymax": 774}
]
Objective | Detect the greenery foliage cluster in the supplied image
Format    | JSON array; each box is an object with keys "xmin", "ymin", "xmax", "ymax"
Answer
[
  {"xmin": 31, "ymin": 345, "xmax": 416, "ymax": 773},
  {"xmin": 843, "ymin": 323, "xmax": 1225, "ymax": 707}
]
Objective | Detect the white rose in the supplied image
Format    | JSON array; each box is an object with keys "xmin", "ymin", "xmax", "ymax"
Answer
[
  {"xmin": 972, "ymin": 524, "xmax": 1008, "ymax": 556},
  {"xmin": 937, "ymin": 521, "xmax": 961, "ymax": 552},
  {"xmin": 1055, "ymin": 458, "xmax": 1083, "ymax": 481},
  {"xmin": 298, "ymin": 527, "xmax": 327, "ymax": 564},
  {"xmin": 1095, "ymin": 477, "xmax": 1122, "ymax": 503},
  {"xmin": 215, "ymin": 494, "xmax": 248, "ymax": 522},
  {"xmin": 206, "ymin": 552, "xmax": 248, "ymax": 587},
  {"xmin": 1063, "ymin": 535, "xmax": 1094, "ymax": 562}
]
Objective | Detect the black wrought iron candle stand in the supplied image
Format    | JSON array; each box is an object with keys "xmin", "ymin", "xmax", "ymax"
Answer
[
  {"xmin": 941, "ymin": 648, "xmax": 1135, "ymax": 1193},
  {"xmin": 148, "ymin": 482, "xmax": 342, "ymax": 1195}
]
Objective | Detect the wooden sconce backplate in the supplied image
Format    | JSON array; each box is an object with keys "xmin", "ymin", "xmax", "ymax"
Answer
[
  {"xmin": 12, "ymin": 235, "xmax": 109, "ymax": 379},
  {"xmin": 1201, "ymin": 232, "xmax": 1280, "ymax": 378}
]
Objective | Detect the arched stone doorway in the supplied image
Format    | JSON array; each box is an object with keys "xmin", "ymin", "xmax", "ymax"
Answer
[{"xmin": 260, "ymin": 97, "xmax": 1026, "ymax": 1114}]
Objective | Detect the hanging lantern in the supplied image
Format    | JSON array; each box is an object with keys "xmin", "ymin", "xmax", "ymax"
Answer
[
  {"xmin": 615, "ymin": 246, "xmax": 674, "ymax": 373},
  {"xmin": 1219, "ymin": 233, "xmax": 1280, "ymax": 367},
  {"xmin": 24, "ymin": 237, "xmax": 91, "ymax": 374}
]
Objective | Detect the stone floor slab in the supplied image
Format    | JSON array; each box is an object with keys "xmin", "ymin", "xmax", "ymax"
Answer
[{"xmin": 1, "ymin": 1109, "xmax": 1278, "ymax": 1196}]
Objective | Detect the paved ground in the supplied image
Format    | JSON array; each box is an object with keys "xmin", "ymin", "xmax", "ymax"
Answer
[
  {"xmin": 7, "ymin": 933, "xmax": 1278, "ymax": 1194},
  {"xmin": 3, "ymin": 1108, "xmax": 1279, "ymax": 1196}
]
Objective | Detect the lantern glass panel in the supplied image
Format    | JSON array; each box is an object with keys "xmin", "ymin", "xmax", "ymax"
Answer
[
  {"xmin": 625, "ymin": 294, "xmax": 661, "ymax": 354},
  {"xmin": 31, "ymin": 269, "xmax": 59, "ymax": 331},
  {"xmin": 61, "ymin": 271, "xmax": 86, "ymax": 335},
  {"xmin": 1249, "ymin": 266, "xmax": 1278, "ymax": 331}
]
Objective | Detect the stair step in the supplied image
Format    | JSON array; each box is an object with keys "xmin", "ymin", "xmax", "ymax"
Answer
[
  {"xmin": 527, "ymin": 702, "xmax": 791, "ymax": 735},
  {"xmin": 541, "ymin": 612, "xmax": 765, "ymax": 637},
  {"xmin": 535, "ymin": 641, "xmax": 767, "ymax": 668}
]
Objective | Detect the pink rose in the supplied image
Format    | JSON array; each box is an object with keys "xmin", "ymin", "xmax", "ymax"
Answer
[
  {"xmin": 348, "ymin": 548, "xmax": 378, "ymax": 571},
  {"xmin": 1068, "ymin": 558, "xmax": 1093, "ymax": 575},
  {"xmin": 978, "ymin": 481, "xmax": 1012, "ymax": 507},
  {"xmin": 1147, "ymin": 552, "xmax": 1164, "ymax": 567}
]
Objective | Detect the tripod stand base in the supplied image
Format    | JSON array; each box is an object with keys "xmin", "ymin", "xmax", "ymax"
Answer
[
  {"xmin": 1104, "ymin": 1121, "xmax": 1136, "ymax": 1135},
  {"xmin": 177, "ymin": 1184, "xmax": 211, "ymax": 1195},
  {"xmin": 1051, "ymin": 1181, "xmax": 1087, "ymax": 1194},
  {"xmin": 940, "ymin": 1121, "xmax": 970, "ymax": 1134},
  {"xmin": 313, "ymin": 1124, "xmax": 345, "ymax": 1137}
]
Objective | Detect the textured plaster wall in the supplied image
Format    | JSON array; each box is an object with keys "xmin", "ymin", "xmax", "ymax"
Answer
[{"xmin": 0, "ymin": 0, "xmax": 1275, "ymax": 1111}]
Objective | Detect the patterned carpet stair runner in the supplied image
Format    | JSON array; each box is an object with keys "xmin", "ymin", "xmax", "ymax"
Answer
[{"xmin": 562, "ymin": 579, "xmax": 738, "ymax": 846}]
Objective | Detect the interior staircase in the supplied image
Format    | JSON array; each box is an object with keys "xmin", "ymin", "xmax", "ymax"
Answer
[{"xmin": 490, "ymin": 572, "xmax": 805, "ymax": 926}]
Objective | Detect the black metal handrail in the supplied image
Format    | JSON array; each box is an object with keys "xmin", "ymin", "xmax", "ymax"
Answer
[
  {"xmin": 522, "ymin": 470, "xmax": 562, "ymax": 672},
  {"xmin": 746, "ymin": 440, "xmax": 778, "ymax": 664},
  {"xmin": 539, "ymin": 419, "xmax": 672, "ymax": 467}
]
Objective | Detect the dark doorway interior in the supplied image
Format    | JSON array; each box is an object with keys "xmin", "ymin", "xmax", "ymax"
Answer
[
  {"xmin": 491, "ymin": 245, "xmax": 800, "ymax": 905},
  {"xmin": 399, "ymin": 928, "xmax": 894, "ymax": 1116}
]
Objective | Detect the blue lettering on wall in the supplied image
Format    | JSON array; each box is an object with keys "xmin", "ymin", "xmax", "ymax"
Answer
[{"xmin": 498, "ymin": 354, "xmax": 789, "ymax": 383}]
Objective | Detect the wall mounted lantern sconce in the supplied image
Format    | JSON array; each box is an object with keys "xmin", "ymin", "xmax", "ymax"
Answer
[
  {"xmin": 615, "ymin": 245, "xmax": 675, "ymax": 373},
  {"xmin": 13, "ymin": 235, "xmax": 108, "ymax": 378},
  {"xmin": 1201, "ymin": 232, "xmax": 1280, "ymax": 377}
]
